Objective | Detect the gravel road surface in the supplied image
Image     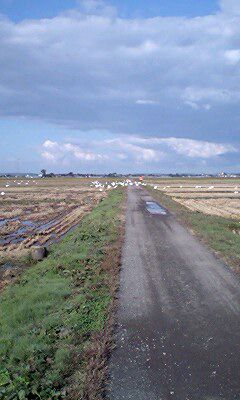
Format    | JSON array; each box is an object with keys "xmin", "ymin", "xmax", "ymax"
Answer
[{"xmin": 108, "ymin": 187, "xmax": 240, "ymax": 400}]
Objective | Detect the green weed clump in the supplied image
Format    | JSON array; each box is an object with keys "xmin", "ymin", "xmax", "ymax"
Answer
[{"xmin": 0, "ymin": 189, "xmax": 124, "ymax": 399}]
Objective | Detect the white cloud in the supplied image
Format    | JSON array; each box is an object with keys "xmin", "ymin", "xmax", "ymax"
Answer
[
  {"xmin": 41, "ymin": 140, "xmax": 107, "ymax": 163},
  {"xmin": 43, "ymin": 140, "xmax": 58, "ymax": 149},
  {"xmin": 121, "ymin": 40, "xmax": 159, "ymax": 57},
  {"xmin": 184, "ymin": 100, "xmax": 212, "ymax": 111},
  {"xmin": 184, "ymin": 101, "xmax": 200, "ymax": 110},
  {"xmin": 182, "ymin": 86, "xmax": 240, "ymax": 107},
  {"xmin": 161, "ymin": 137, "xmax": 236, "ymax": 158},
  {"xmin": 128, "ymin": 136, "xmax": 236, "ymax": 158},
  {"xmin": 127, "ymin": 145, "xmax": 160, "ymax": 162},
  {"xmin": 0, "ymin": 0, "xmax": 240, "ymax": 148},
  {"xmin": 220, "ymin": 0, "xmax": 240, "ymax": 14},
  {"xmin": 225, "ymin": 49, "xmax": 240, "ymax": 65},
  {"xmin": 41, "ymin": 151, "xmax": 56, "ymax": 161},
  {"xmin": 136, "ymin": 99, "xmax": 159, "ymax": 105},
  {"xmin": 63, "ymin": 143, "xmax": 106, "ymax": 160},
  {"xmin": 39, "ymin": 134, "xmax": 238, "ymax": 173},
  {"xmin": 104, "ymin": 138, "xmax": 163, "ymax": 162}
]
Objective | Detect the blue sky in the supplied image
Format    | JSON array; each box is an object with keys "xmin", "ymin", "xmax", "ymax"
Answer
[
  {"xmin": 0, "ymin": 0, "xmax": 219, "ymax": 20},
  {"xmin": 0, "ymin": 0, "xmax": 240, "ymax": 174}
]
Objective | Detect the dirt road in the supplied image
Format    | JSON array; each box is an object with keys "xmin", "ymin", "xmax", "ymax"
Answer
[{"xmin": 108, "ymin": 187, "xmax": 240, "ymax": 400}]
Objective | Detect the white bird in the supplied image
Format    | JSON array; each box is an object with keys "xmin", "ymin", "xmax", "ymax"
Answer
[
  {"xmin": 154, "ymin": 186, "xmax": 158, "ymax": 190},
  {"xmin": 1, "ymin": 192, "xmax": 5, "ymax": 196}
]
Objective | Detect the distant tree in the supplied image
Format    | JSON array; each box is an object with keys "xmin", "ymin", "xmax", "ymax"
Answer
[
  {"xmin": 107, "ymin": 172, "xmax": 117, "ymax": 177},
  {"xmin": 41, "ymin": 169, "xmax": 47, "ymax": 178},
  {"xmin": 48, "ymin": 172, "xmax": 56, "ymax": 178}
]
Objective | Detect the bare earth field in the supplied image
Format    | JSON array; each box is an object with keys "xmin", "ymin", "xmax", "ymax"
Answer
[
  {"xmin": 0, "ymin": 177, "xmax": 107, "ymax": 263},
  {"xmin": 149, "ymin": 178, "xmax": 240, "ymax": 220}
]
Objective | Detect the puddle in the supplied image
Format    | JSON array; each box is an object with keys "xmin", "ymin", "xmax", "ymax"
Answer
[
  {"xmin": 22, "ymin": 220, "xmax": 35, "ymax": 227},
  {"xmin": 0, "ymin": 262, "xmax": 14, "ymax": 271},
  {"xmin": 0, "ymin": 215, "xmax": 79, "ymax": 248},
  {"xmin": 0, "ymin": 217, "xmax": 57, "ymax": 246},
  {"xmin": 36, "ymin": 218, "xmax": 59, "ymax": 232},
  {"xmin": 0, "ymin": 217, "xmax": 19, "ymax": 227},
  {"xmin": 17, "ymin": 221, "xmax": 36, "ymax": 235},
  {"xmin": 43, "ymin": 224, "xmax": 79, "ymax": 247},
  {"xmin": 146, "ymin": 201, "xmax": 167, "ymax": 215}
]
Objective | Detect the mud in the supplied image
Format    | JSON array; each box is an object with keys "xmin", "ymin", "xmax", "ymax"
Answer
[{"xmin": 0, "ymin": 182, "xmax": 107, "ymax": 260}]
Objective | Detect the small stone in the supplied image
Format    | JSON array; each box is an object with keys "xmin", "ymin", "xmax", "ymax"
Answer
[{"xmin": 31, "ymin": 246, "xmax": 47, "ymax": 261}]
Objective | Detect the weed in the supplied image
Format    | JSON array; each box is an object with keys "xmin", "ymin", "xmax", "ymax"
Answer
[{"xmin": 0, "ymin": 188, "xmax": 125, "ymax": 399}]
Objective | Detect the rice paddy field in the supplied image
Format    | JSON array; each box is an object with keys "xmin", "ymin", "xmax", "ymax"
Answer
[
  {"xmin": 0, "ymin": 177, "xmax": 109, "ymax": 266},
  {"xmin": 149, "ymin": 178, "xmax": 240, "ymax": 220}
]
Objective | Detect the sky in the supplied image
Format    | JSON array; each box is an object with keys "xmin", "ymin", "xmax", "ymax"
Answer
[{"xmin": 0, "ymin": 0, "xmax": 240, "ymax": 174}]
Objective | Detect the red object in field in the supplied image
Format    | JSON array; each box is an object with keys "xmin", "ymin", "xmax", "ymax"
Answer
[{"xmin": 139, "ymin": 176, "xmax": 143, "ymax": 181}]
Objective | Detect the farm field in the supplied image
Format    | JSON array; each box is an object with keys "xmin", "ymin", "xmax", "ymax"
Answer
[
  {"xmin": 0, "ymin": 177, "xmax": 107, "ymax": 264},
  {"xmin": 149, "ymin": 178, "xmax": 240, "ymax": 220}
]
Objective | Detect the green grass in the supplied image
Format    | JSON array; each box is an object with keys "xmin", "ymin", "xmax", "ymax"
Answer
[
  {"xmin": 148, "ymin": 187, "xmax": 240, "ymax": 271},
  {"xmin": 0, "ymin": 188, "xmax": 125, "ymax": 399}
]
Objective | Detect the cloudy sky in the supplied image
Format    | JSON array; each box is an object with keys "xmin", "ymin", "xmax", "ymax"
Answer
[{"xmin": 0, "ymin": 0, "xmax": 240, "ymax": 174}]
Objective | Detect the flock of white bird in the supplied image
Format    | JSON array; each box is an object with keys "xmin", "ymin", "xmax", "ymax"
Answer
[
  {"xmin": 1, "ymin": 179, "xmax": 239, "ymax": 196},
  {"xmin": 0, "ymin": 179, "xmax": 38, "ymax": 196},
  {"xmin": 90, "ymin": 179, "xmax": 147, "ymax": 191},
  {"xmin": 152, "ymin": 184, "xmax": 239, "ymax": 194}
]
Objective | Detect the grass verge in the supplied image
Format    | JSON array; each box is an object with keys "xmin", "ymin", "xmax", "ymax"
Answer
[
  {"xmin": 147, "ymin": 187, "xmax": 240, "ymax": 273},
  {"xmin": 0, "ymin": 188, "xmax": 125, "ymax": 400}
]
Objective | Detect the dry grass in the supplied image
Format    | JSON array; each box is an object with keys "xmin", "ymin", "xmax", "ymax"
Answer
[
  {"xmin": 172, "ymin": 197, "xmax": 240, "ymax": 220},
  {"xmin": 149, "ymin": 178, "xmax": 240, "ymax": 220},
  {"xmin": 0, "ymin": 178, "xmax": 108, "ymax": 260}
]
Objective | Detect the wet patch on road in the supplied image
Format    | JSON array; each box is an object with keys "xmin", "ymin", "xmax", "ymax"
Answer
[{"xmin": 146, "ymin": 201, "xmax": 167, "ymax": 215}]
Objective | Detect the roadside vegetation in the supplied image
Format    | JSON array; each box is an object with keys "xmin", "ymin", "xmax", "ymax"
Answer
[
  {"xmin": 0, "ymin": 188, "xmax": 125, "ymax": 400},
  {"xmin": 148, "ymin": 187, "xmax": 240, "ymax": 272}
]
